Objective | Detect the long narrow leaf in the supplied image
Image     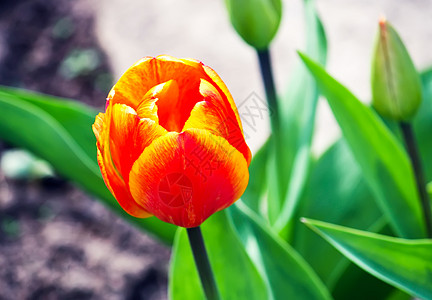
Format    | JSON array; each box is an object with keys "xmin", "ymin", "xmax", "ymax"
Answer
[
  {"xmin": 414, "ymin": 68, "xmax": 432, "ymax": 181},
  {"xmin": 0, "ymin": 86, "xmax": 97, "ymax": 157},
  {"xmin": 294, "ymin": 67, "xmax": 432, "ymax": 298},
  {"xmin": 294, "ymin": 140, "xmax": 382, "ymax": 287},
  {"xmin": 229, "ymin": 202, "xmax": 332, "ymax": 300},
  {"xmin": 303, "ymin": 218, "xmax": 432, "ymax": 299}
]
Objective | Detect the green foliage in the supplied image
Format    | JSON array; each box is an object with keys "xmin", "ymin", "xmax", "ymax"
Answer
[
  {"xmin": 299, "ymin": 53, "xmax": 425, "ymax": 239},
  {"xmin": 415, "ymin": 68, "xmax": 432, "ymax": 181},
  {"xmin": 0, "ymin": 86, "xmax": 176, "ymax": 244},
  {"xmin": 169, "ymin": 204, "xmax": 331, "ymax": 300},
  {"xmin": 303, "ymin": 219, "xmax": 432, "ymax": 300},
  {"xmin": 293, "ymin": 140, "xmax": 382, "ymax": 286},
  {"xmin": 229, "ymin": 203, "xmax": 332, "ymax": 300},
  {"xmin": 265, "ymin": 0, "xmax": 327, "ymax": 237},
  {"xmin": 288, "ymin": 63, "xmax": 432, "ymax": 300},
  {"xmin": 169, "ymin": 210, "xmax": 268, "ymax": 300}
]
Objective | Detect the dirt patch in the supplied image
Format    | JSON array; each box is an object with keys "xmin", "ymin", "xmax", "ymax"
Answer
[{"xmin": 0, "ymin": 0, "xmax": 112, "ymax": 105}]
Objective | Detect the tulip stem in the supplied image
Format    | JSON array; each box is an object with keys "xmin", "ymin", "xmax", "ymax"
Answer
[
  {"xmin": 187, "ymin": 226, "xmax": 220, "ymax": 300},
  {"xmin": 257, "ymin": 49, "xmax": 280, "ymax": 133},
  {"xmin": 399, "ymin": 122, "xmax": 432, "ymax": 238},
  {"xmin": 257, "ymin": 48, "xmax": 284, "ymax": 217}
]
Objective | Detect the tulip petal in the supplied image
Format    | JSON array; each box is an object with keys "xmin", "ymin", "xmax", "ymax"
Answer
[
  {"xmin": 183, "ymin": 79, "xmax": 252, "ymax": 165},
  {"xmin": 107, "ymin": 57, "xmax": 153, "ymax": 109},
  {"xmin": 109, "ymin": 56, "xmax": 203, "ymax": 111},
  {"xmin": 108, "ymin": 55, "xmax": 247, "ymax": 139},
  {"xmin": 136, "ymin": 79, "xmax": 191, "ymax": 132},
  {"xmin": 202, "ymin": 64, "xmax": 244, "ymax": 133},
  {"xmin": 93, "ymin": 103, "xmax": 167, "ymax": 218},
  {"xmin": 108, "ymin": 103, "xmax": 167, "ymax": 182},
  {"xmin": 97, "ymin": 148, "xmax": 151, "ymax": 218},
  {"xmin": 92, "ymin": 112, "xmax": 105, "ymax": 151},
  {"xmin": 129, "ymin": 129, "xmax": 249, "ymax": 227},
  {"xmin": 177, "ymin": 57, "xmax": 245, "ymax": 136}
]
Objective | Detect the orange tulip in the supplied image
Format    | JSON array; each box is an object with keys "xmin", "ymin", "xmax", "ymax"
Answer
[{"xmin": 92, "ymin": 55, "xmax": 251, "ymax": 227}]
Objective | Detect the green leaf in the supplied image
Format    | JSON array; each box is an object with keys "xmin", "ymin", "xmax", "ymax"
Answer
[
  {"xmin": 293, "ymin": 140, "xmax": 395, "ymax": 300},
  {"xmin": 0, "ymin": 86, "xmax": 97, "ymax": 157},
  {"xmin": 293, "ymin": 65, "xmax": 432, "ymax": 297},
  {"xmin": 294, "ymin": 140, "xmax": 383, "ymax": 287},
  {"xmin": 0, "ymin": 91, "xmax": 101, "ymax": 195},
  {"xmin": 292, "ymin": 67, "xmax": 432, "ymax": 296},
  {"xmin": 229, "ymin": 202, "xmax": 332, "ymax": 300},
  {"xmin": 385, "ymin": 289, "xmax": 411, "ymax": 300},
  {"xmin": 267, "ymin": 0, "xmax": 327, "ymax": 233},
  {"xmin": 169, "ymin": 210, "xmax": 268, "ymax": 300},
  {"xmin": 299, "ymin": 53, "xmax": 425, "ymax": 238},
  {"xmin": 415, "ymin": 68, "xmax": 432, "ymax": 181},
  {"xmin": 302, "ymin": 218, "xmax": 432, "ymax": 299},
  {"xmin": 332, "ymin": 260, "xmax": 399, "ymax": 300},
  {"xmin": 0, "ymin": 87, "xmax": 176, "ymax": 243}
]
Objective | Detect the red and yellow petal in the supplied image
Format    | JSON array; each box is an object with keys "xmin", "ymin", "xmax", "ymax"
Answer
[
  {"xmin": 97, "ymin": 148, "xmax": 151, "ymax": 218},
  {"xmin": 183, "ymin": 79, "xmax": 252, "ymax": 165},
  {"xmin": 172, "ymin": 57, "xmax": 245, "ymax": 135},
  {"xmin": 107, "ymin": 57, "xmax": 153, "ymax": 109},
  {"xmin": 136, "ymin": 80, "xmax": 179, "ymax": 124},
  {"xmin": 92, "ymin": 112, "xmax": 106, "ymax": 152},
  {"xmin": 108, "ymin": 103, "xmax": 167, "ymax": 180},
  {"xmin": 110, "ymin": 56, "xmax": 203, "ymax": 110},
  {"xmin": 93, "ymin": 103, "xmax": 167, "ymax": 218},
  {"xmin": 128, "ymin": 129, "xmax": 249, "ymax": 227},
  {"xmin": 201, "ymin": 65, "xmax": 244, "ymax": 133}
]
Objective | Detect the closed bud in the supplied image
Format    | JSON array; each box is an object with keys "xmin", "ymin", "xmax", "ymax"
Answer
[
  {"xmin": 225, "ymin": 0, "xmax": 282, "ymax": 50},
  {"xmin": 371, "ymin": 17, "xmax": 422, "ymax": 121}
]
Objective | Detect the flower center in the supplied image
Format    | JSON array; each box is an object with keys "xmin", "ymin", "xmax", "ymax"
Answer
[{"xmin": 136, "ymin": 79, "xmax": 203, "ymax": 132}]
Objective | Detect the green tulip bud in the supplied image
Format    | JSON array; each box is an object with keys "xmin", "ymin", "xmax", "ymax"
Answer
[
  {"xmin": 371, "ymin": 18, "xmax": 422, "ymax": 121},
  {"xmin": 224, "ymin": 0, "xmax": 282, "ymax": 50}
]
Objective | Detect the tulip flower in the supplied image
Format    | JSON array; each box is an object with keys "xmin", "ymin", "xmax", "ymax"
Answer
[{"xmin": 92, "ymin": 55, "xmax": 251, "ymax": 228}]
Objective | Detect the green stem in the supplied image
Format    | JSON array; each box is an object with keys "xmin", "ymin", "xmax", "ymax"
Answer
[
  {"xmin": 187, "ymin": 226, "xmax": 220, "ymax": 300},
  {"xmin": 256, "ymin": 49, "xmax": 280, "ymax": 134},
  {"xmin": 399, "ymin": 122, "xmax": 432, "ymax": 238},
  {"xmin": 257, "ymin": 48, "xmax": 284, "ymax": 218}
]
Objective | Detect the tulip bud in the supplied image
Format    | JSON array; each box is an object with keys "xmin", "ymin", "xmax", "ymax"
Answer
[
  {"xmin": 371, "ymin": 17, "xmax": 422, "ymax": 121},
  {"xmin": 224, "ymin": 0, "xmax": 282, "ymax": 50}
]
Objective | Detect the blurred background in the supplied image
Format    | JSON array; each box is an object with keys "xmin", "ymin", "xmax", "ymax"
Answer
[{"xmin": 0, "ymin": 0, "xmax": 431, "ymax": 299}]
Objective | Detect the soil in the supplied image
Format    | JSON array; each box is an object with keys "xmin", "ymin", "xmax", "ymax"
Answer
[{"xmin": 0, "ymin": 0, "xmax": 170, "ymax": 299}]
